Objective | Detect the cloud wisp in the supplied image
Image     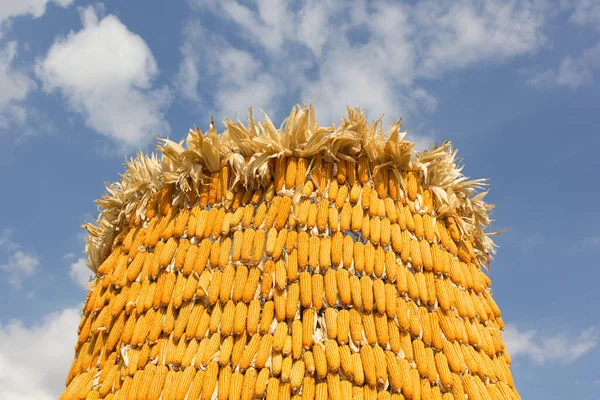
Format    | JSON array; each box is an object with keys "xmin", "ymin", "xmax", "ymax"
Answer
[
  {"xmin": 178, "ymin": 0, "xmax": 548, "ymax": 131},
  {"xmin": 0, "ymin": 230, "xmax": 39, "ymax": 289},
  {"xmin": 504, "ymin": 324, "xmax": 598, "ymax": 364}
]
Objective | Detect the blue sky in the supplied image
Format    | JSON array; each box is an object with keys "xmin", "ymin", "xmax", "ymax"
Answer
[{"xmin": 0, "ymin": 0, "xmax": 599, "ymax": 398}]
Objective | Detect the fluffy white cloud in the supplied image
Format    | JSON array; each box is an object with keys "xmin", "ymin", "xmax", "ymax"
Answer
[
  {"xmin": 0, "ymin": 306, "xmax": 80, "ymax": 400},
  {"xmin": 0, "ymin": 41, "xmax": 36, "ymax": 129},
  {"xmin": 180, "ymin": 0, "xmax": 548, "ymax": 137},
  {"xmin": 36, "ymin": 6, "xmax": 171, "ymax": 148},
  {"xmin": 504, "ymin": 324, "xmax": 599, "ymax": 364},
  {"xmin": 69, "ymin": 257, "xmax": 93, "ymax": 289},
  {"xmin": 0, "ymin": 250, "xmax": 39, "ymax": 289}
]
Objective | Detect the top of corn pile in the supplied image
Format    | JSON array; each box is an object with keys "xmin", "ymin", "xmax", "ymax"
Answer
[{"xmin": 84, "ymin": 104, "xmax": 497, "ymax": 273}]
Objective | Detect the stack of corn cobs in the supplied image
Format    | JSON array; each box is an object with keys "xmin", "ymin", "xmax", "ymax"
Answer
[{"xmin": 61, "ymin": 111, "xmax": 518, "ymax": 400}]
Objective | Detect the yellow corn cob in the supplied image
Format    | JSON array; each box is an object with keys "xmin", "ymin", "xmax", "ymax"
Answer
[
  {"xmin": 388, "ymin": 225, "xmax": 402, "ymax": 256},
  {"xmin": 311, "ymin": 273, "xmax": 324, "ymax": 311},
  {"xmin": 174, "ymin": 366, "xmax": 195, "ymax": 400},
  {"xmin": 250, "ymin": 333, "xmax": 272, "ymax": 369},
  {"xmin": 320, "ymin": 237, "xmax": 332, "ymax": 270},
  {"xmin": 324, "ymin": 307, "xmax": 338, "ymax": 340},
  {"xmin": 409, "ymin": 239, "xmax": 423, "ymax": 270},
  {"xmin": 224, "ymin": 371, "xmax": 242, "ymax": 400},
  {"xmin": 232, "ymin": 264, "xmax": 249, "ymax": 303},
  {"xmin": 275, "ymin": 196, "xmax": 292, "ymax": 230},
  {"xmin": 283, "ymin": 360, "xmax": 302, "ymax": 390},
  {"xmin": 377, "ymin": 218, "xmax": 390, "ymax": 248},
  {"xmin": 345, "ymin": 308, "xmax": 361, "ymax": 347},
  {"xmin": 241, "ymin": 367, "xmax": 258, "ymax": 400},
  {"xmin": 334, "ymin": 184, "xmax": 348, "ymax": 209},
  {"xmin": 372, "ymin": 345, "xmax": 388, "ymax": 386},
  {"xmin": 147, "ymin": 364, "xmax": 168, "ymax": 400},
  {"xmin": 316, "ymin": 198, "xmax": 328, "ymax": 232},
  {"xmin": 285, "ymin": 229, "xmax": 297, "ymax": 252},
  {"xmin": 229, "ymin": 329, "xmax": 247, "ymax": 368},
  {"xmin": 266, "ymin": 227, "xmax": 278, "ymax": 256},
  {"xmin": 251, "ymin": 203, "xmax": 266, "ymax": 229},
  {"xmin": 314, "ymin": 381, "xmax": 327, "ymax": 400},
  {"xmin": 415, "ymin": 272, "xmax": 428, "ymax": 305},
  {"xmin": 338, "ymin": 346, "xmax": 354, "ymax": 379},
  {"xmin": 387, "ymin": 318, "xmax": 401, "ymax": 354},
  {"xmin": 280, "ymin": 334, "xmax": 293, "ymax": 357},
  {"xmin": 340, "ymin": 203, "xmax": 352, "ymax": 232},
  {"xmin": 300, "ymin": 308, "xmax": 315, "ymax": 348},
  {"xmin": 262, "ymin": 377, "xmax": 280, "ymax": 400},
  {"xmin": 237, "ymin": 332, "xmax": 260, "ymax": 371},
  {"xmin": 351, "ymin": 204, "xmax": 363, "ymax": 232},
  {"xmin": 308, "ymin": 235, "xmax": 320, "ymax": 270},
  {"xmin": 272, "ymin": 321, "xmax": 287, "ymax": 352},
  {"xmin": 361, "ymin": 276, "xmax": 374, "ymax": 313},
  {"xmin": 362, "ymin": 311, "xmax": 377, "ymax": 346},
  {"xmin": 347, "ymin": 276, "xmax": 362, "ymax": 311},
  {"xmin": 217, "ymin": 365, "xmax": 232, "ymax": 400},
  {"xmin": 405, "ymin": 171, "xmax": 418, "ymax": 201},
  {"xmin": 274, "ymin": 286, "xmax": 286, "ymax": 321},
  {"xmin": 240, "ymin": 267, "xmax": 260, "ymax": 303},
  {"xmin": 258, "ymin": 300, "xmax": 274, "ymax": 335},
  {"xmin": 332, "ymin": 270, "xmax": 350, "ymax": 308},
  {"xmin": 374, "ymin": 312, "xmax": 389, "ymax": 347},
  {"xmin": 252, "ymin": 229, "xmax": 266, "ymax": 264},
  {"xmin": 368, "ymin": 191, "xmax": 379, "ymax": 217},
  {"xmin": 286, "ymin": 281, "xmax": 300, "ymax": 319},
  {"xmin": 373, "ymin": 245, "xmax": 385, "ymax": 278},
  {"xmin": 359, "ymin": 345, "xmax": 376, "ymax": 387},
  {"xmin": 361, "ymin": 214, "xmax": 371, "ymax": 240},
  {"xmin": 328, "ymin": 232, "xmax": 342, "ymax": 268},
  {"xmin": 253, "ymin": 368, "xmax": 270, "ymax": 399},
  {"xmin": 322, "ymin": 268, "xmax": 336, "ymax": 307},
  {"xmin": 209, "ymin": 240, "xmax": 221, "ymax": 268},
  {"xmin": 341, "ymin": 234, "xmax": 353, "ymax": 269},
  {"xmin": 239, "ymin": 228, "xmax": 255, "ymax": 263},
  {"xmin": 370, "ymin": 216, "xmax": 381, "ymax": 245},
  {"xmin": 357, "ymin": 157, "xmax": 369, "ymax": 184},
  {"xmin": 349, "ymin": 242, "xmax": 363, "ymax": 275},
  {"xmin": 350, "ymin": 352, "xmax": 364, "ymax": 386},
  {"xmin": 313, "ymin": 343, "xmax": 327, "ymax": 379},
  {"xmin": 372, "ymin": 278, "xmax": 386, "ymax": 315},
  {"xmin": 232, "ymin": 301, "xmax": 248, "ymax": 335},
  {"xmin": 219, "ymin": 264, "xmax": 234, "ymax": 303},
  {"xmin": 284, "ymin": 156, "xmax": 297, "ymax": 189},
  {"xmin": 412, "ymin": 213, "xmax": 424, "ymax": 240},
  {"xmin": 399, "ymin": 230, "xmax": 411, "ymax": 264}
]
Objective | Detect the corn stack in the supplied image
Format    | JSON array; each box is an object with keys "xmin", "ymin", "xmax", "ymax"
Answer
[{"xmin": 62, "ymin": 104, "xmax": 519, "ymax": 399}]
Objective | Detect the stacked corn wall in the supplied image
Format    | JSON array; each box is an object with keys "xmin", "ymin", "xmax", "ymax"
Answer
[{"xmin": 61, "ymin": 110, "xmax": 519, "ymax": 400}]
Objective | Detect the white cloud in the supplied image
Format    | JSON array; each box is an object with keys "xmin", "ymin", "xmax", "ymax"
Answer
[
  {"xmin": 0, "ymin": 0, "xmax": 73, "ymax": 32},
  {"xmin": 180, "ymin": 0, "xmax": 548, "ymax": 137},
  {"xmin": 504, "ymin": 324, "xmax": 599, "ymax": 364},
  {"xmin": 584, "ymin": 236, "xmax": 600, "ymax": 249},
  {"xmin": 0, "ymin": 41, "xmax": 36, "ymax": 129},
  {"xmin": 527, "ymin": 42, "xmax": 600, "ymax": 89},
  {"xmin": 69, "ymin": 257, "xmax": 92, "ymax": 289},
  {"xmin": 0, "ymin": 229, "xmax": 40, "ymax": 289},
  {"xmin": 0, "ymin": 306, "xmax": 80, "ymax": 400},
  {"xmin": 569, "ymin": 0, "xmax": 600, "ymax": 29},
  {"xmin": 36, "ymin": 6, "xmax": 171, "ymax": 149},
  {"xmin": 0, "ymin": 250, "xmax": 39, "ymax": 289}
]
